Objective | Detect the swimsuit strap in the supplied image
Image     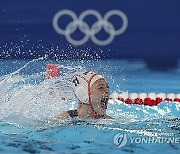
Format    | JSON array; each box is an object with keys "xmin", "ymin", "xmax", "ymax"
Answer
[
  {"xmin": 67, "ymin": 108, "xmax": 103, "ymax": 119},
  {"xmin": 67, "ymin": 109, "xmax": 78, "ymax": 118}
]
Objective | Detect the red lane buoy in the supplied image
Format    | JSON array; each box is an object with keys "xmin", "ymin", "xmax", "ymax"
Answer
[
  {"xmin": 144, "ymin": 98, "xmax": 152, "ymax": 106},
  {"xmin": 125, "ymin": 98, "xmax": 133, "ymax": 104},
  {"xmin": 164, "ymin": 98, "xmax": 172, "ymax": 102},
  {"xmin": 155, "ymin": 97, "xmax": 163, "ymax": 105},
  {"xmin": 134, "ymin": 98, "xmax": 143, "ymax": 105},
  {"xmin": 118, "ymin": 97, "xmax": 124, "ymax": 102},
  {"xmin": 151, "ymin": 99, "xmax": 158, "ymax": 106},
  {"xmin": 174, "ymin": 98, "xmax": 180, "ymax": 102}
]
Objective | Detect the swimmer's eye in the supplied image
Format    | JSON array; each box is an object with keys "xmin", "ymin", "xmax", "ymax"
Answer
[
  {"xmin": 97, "ymin": 84, "xmax": 109, "ymax": 90},
  {"xmin": 98, "ymin": 87, "xmax": 103, "ymax": 90},
  {"xmin": 98, "ymin": 86, "xmax": 109, "ymax": 90}
]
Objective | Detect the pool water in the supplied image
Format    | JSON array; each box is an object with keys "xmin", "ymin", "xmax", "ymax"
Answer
[{"xmin": 0, "ymin": 58, "xmax": 180, "ymax": 154}]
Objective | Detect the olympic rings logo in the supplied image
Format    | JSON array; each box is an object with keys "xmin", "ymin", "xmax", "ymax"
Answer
[{"xmin": 53, "ymin": 9, "xmax": 128, "ymax": 46}]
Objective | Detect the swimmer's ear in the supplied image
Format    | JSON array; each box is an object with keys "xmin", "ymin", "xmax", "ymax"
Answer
[{"xmin": 75, "ymin": 86, "xmax": 88, "ymax": 103}]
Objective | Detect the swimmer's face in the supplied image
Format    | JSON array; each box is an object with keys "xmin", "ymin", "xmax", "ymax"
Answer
[{"xmin": 90, "ymin": 78, "xmax": 110, "ymax": 115}]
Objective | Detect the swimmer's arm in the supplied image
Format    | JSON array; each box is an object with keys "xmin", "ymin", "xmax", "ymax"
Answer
[{"xmin": 43, "ymin": 112, "xmax": 70, "ymax": 122}]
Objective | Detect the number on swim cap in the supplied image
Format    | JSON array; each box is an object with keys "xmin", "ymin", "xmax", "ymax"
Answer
[{"xmin": 72, "ymin": 77, "xmax": 79, "ymax": 87}]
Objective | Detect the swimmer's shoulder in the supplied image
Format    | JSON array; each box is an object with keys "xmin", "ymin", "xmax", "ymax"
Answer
[
  {"xmin": 57, "ymin": 112, "xmax": 113, "ymax": 120},
  {"xmin": 50, "ymin": 110, "xmax": 79, "ymax": 120},
  {"xmin": 57, "ymin": 111, "xmax": 71, "ymax": 119},
  {"xmin": 43, "ymin": 111, "xmax": 113, "ymax": 122}
]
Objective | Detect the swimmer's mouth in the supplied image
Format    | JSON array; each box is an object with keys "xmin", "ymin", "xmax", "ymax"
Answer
[{"xmin": 101, "ymin": 96, "xmax": 109, "ymax": 109}]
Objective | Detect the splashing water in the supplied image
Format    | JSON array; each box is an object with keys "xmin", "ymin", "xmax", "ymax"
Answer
[
  {"xmin": 0, "ymin": 58, "xmax": 180, "ymax": 153},
  {"xmin": 0, "ymin": 58, "xmax": 180, "ymax": 124},
  {"xmin": 0, "ymin": 57, "xmax": 86, "ymax": 124}
]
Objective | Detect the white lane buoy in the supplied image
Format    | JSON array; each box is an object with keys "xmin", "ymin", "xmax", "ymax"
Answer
[
  {"xmin": 156, "ymin": 93, "xmax": 166, "ymax": 100},
  {"xmin": 110, "ymin": 92, "xmax": 119, "ymax": 99},
  {"xmin": 118, "ymin": 92, "xmax": 129, "ymax": 99},
  {"xmin": 167, "ymin": 93, "xmax": 176, "ymax": 100},
  {"xmin": 176, "ymin": 94, "xmax": 180, "ymax": 99},
  {"xmin": 148, "ymin": 93, "xmax": 156, "ymax": 99},
  {"xmin": 139, "ymin": 93, "xmax": 148, "ymax": 100},
  {"xmin": 129, "ymin": 93, "xmax": 138, "ymax": 100}
]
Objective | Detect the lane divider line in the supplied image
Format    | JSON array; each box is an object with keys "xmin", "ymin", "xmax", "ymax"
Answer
[{"xmin": 110, "ymin": 92, "xmax": 180, "ymax": 106}]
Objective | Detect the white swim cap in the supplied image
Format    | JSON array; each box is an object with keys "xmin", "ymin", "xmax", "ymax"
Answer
[{"xmin": 72, "ymin": 71, "xmax": 104, "ymax": 103}]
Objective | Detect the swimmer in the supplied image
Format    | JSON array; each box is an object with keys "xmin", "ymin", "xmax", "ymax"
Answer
[{"xmin": 46, "ymin": 71, "xmax": 113, "ymax": 121}]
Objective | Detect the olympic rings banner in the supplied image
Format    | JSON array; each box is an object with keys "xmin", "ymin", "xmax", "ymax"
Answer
[
  {"xmin": 0, "ymin": 0, "xmax": 180, "ymax": 64},
  {"xmin": 52, "ymin": 9, "xmax": 128, "ymax": 46}
]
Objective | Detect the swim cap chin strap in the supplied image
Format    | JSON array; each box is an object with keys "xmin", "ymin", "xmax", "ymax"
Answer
[{"xmin": 87, "ymin": 73, "xmax": 103, "ymax": 119}]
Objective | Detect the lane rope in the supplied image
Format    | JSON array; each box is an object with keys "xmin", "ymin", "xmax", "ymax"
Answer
[{"xmin": 110, "ymin": 92, "xmax": 180, "ymax": 105}]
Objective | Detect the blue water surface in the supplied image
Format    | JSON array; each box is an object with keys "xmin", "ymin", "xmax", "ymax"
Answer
[{"xmin": 0, "ymin": 58, "xmax": 180, "ymax": 154}]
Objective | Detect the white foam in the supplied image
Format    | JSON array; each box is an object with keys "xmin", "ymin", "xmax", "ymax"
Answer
[{"xmin": 0, "ymin": 60, "xmax": 79, "ymax": 122}]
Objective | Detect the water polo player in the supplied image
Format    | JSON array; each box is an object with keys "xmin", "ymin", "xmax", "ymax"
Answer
[{"xmin": 48, "ymin": 71, "xmax": 113, "ymax": 120}]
